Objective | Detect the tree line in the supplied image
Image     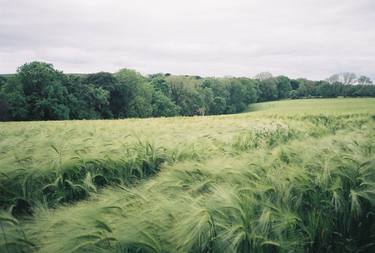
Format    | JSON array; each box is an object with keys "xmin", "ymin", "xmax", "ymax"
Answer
[{"xmin": 0, "ymin": 62, "xmax": 374, "ymax": 121}]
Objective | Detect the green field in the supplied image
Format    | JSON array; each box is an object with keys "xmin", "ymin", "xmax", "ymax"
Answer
[
  {"xmin": 247, "ymin": 97, "xmax": 375, "ymax": 115},
  {"xmin": 1, "ymin": 98, "xmax": 375, "ymax": 253}
]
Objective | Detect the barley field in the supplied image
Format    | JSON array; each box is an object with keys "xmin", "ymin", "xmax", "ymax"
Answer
[{"xmin": 1, "ymin": 98, "xmax": 375, "ymax": 253}]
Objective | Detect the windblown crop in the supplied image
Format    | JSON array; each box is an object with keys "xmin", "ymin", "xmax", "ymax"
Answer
[{"xmin": 0, "ymin": 98, "xmax": 375, "ymax": 253}]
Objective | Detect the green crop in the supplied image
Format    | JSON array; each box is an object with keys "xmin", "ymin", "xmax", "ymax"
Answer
[{"xmin": 0, "ymin": 98, "xmax": 374, "ymax": 253}]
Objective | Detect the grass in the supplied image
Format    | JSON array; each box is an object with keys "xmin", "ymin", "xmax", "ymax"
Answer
[
  {"xmin": 1, "ymin": 98, "xmax": 375, "ymax": 253},
  {"xmin": 247, "ymin": 97, "xmax": 375, "ymax": 115}
]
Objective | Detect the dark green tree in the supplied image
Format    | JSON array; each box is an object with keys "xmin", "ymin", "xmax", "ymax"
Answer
[
  {"xmin": 275, "ymin": 76, "xmax": 292, "ymax": 99},
  {"xmin": 226, "ymin": 78, "xmax": 248, "ymax": 113},
  {"xmin": 150, "ymin": 74, "xmax": 170, "ymax": 96},
  {"xmin": 85, "ymin": 72, "xmax": 117, "ymax": 90},
  {"xmin": 151, "ymin": 90, "xmax": 180, "ymax": 117},
  {"xmin": 296, "ymin": 79, "xmax": 316, "ymax": 98},
  {"xmin": 208, "ymin": 79, "xmax": 230, "ymax": 114},
  {"xmin": 0, "ymin": 76, "xmax": 7, "ymax": 87},
  {"xmin": 113, "ymin": 69, "xmax": 153, "ymax": 118},
  {"xmin": 166, "ymin": 76, "xmax": 202, "ymax": 115},
  {"xmin": 0, "ymin": 76, "xmax": 28, "ymax": 120},
  {"xmin": 290, "ymin": 79, "xmax": 300, "ymax": 90},
  {"xmin": 67, "ymin": 75, "xmax": 112, "ymax": 119},
  {"xmin": 316, "ymin": 81, "xmax": 338, "ymax": 98},
  {"xmin": 257, "ymin": 78, "xmax": 278, "ymax": 101},
  {"xmin": 238, "ymin": 78, "xmax": 258, "ymax": 104},
  {"xmin": 17, "ymin": 62, "xmax": 70, "ymax": 120},
  {"xmin": 0, "ymin": 93, "xmax": 10, "ymax": 120}
]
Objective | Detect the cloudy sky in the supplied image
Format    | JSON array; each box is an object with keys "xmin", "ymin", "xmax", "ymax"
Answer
[{"xmin": 0, "ymin": 0, "xmax": 374, "ymax": 80}]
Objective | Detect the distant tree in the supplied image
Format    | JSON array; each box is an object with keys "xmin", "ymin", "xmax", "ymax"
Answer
[
  {"xmin": 167, "ymin": 76, "xmax": 190, "ymax": 105},
  {"xmin": 238, "ymin": 78, "xmax": 258, "ymax": 104},
  {"xmin": 327, "ymin": 72, "xmax": 357, "ymax": 85},
  {"xmin": 326, "ymin": 74, "xmax": 340, "ymax": 84},
  {"xmin": 82, "ymin": 72, "xmax": 123, "ymax": 118},
  {"xmin": 151, "ymin": 90, "xmax": 180, "ymax": 117},
  {"xmin": 127, "ymin": 84, "xmax": 153, "ymax": 118},
  {"xmin": 112, "ymin": 69, "xmax": 153, "ymax": 118},
  {"xmin": 150, "ymin": 74, "xmax": 170, "ymax": 96},
  {"xmin": 254, "ymin": 72, "xmax": 273, "ymax": 81},
  {"xmin": 211, "ymin": 96, "xmax": 227, "ymax": 114},
  {"xmin": 316, "ymin": 81, "xmax": 338, "ymax": 97},
  {"xmin": 226, "ymin": 78, "xmax": 249, "ymax": 113},
  {"xmin": 2, "ymin": 61, "xmax": 375, "ymax": 121},
  {"xmin": 201, "ymin": 78, "xmax": 230, "ymax": 114},
  {"xmin": 357, "ymin": 75, "xmax": 373, "ymax": 85},
  {"xmin": 0, "ymin": 93, "xmax": 10, "ymax": 120},
  {"xmin": 296, "ymin": 79, "xmax": 316, "ymax": 97},
  {"xmin": 166, "ymin": 76, "xmax": 201, "ymax": 115},
  {"xmin": 290, "ymin": 79, "xmax": 300, "ymax": 90},
  {"xmin": 289, "ymin": 90, "xmax": 298, "ymax": 99},
  {"xmin": 65, "ymin": 75, "xmax": 112, "ymax": 119},
  {"xmin": 257, "ymin": 78, "xmax": 278, "ymax": 101},
  {"xmin": 85, "ymin": 72, "xmax": 118, "ymax": 90},
  {"xmin": 0, "ymin": 76, "xmax": 7, "ymax": 87},
  {"xmin": 342, "ymin": 72, "xmax": 357, "ymax": 85},
  {"xmin": 199, "ymin": 87, "xmax": 214, "ymax": 115},
  {"xmin": 275, "ymin": 76, "xmax": 292, "ymax": 99},
  {"xmin": 80, "ymin": 85, "xmax": 110, "ymax": 119},
  {"xmin": 0, "ymin": 76, "xmax": 28, "ymax": 120},
  {"xmin": 17, "ymin": 62, "xmax": 70, "ymax": 120}
]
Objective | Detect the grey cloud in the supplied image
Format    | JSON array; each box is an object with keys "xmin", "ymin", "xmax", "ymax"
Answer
[{"xmin": 0, "ymin": 0, "xmax": 374, "ymax": 80}]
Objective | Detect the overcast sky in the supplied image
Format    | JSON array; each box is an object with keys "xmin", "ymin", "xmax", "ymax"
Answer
[{"xmin": 0, "ymin": 0, "xmax": 374, "ymax": 80}]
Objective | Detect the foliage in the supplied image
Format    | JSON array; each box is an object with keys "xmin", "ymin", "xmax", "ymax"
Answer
[
  {"xmin": 257, "ymin": 78, "xmax": 278, "ymax": 101},
  {"xmin": 151, "ymin": 90, "xmax": 180, "ymax": 117},
  {"xmin": 275, "ymin": 75, "xmax": 292, "ymax": 99},
  {"xmin": 1, "ymin": 61, "xmax": 374, "ymax": 121},
  {"xmin": 18, "ymin": 62, "xmax": 70, "ymax": 120}
]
